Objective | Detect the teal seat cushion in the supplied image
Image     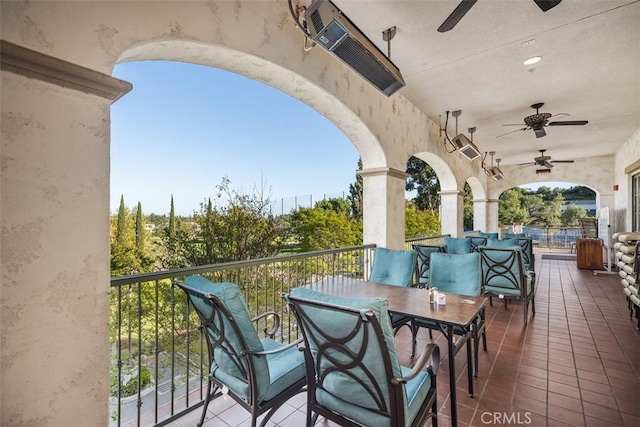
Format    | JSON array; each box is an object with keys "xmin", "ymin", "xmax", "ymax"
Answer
[
  {"xmin": 370, "ymin": 247, "xmax": 416, "ymax": 286},
  {"xmin": 402, "ymin": 366, "xmax": 431, "ymax": 427},
  {"xmin": 444, "ymin": 237, "xmax": 472, "ymax": 254},
  {"xmin": 184, "ymin": 276, "xmax": 270, "ymax": 401},
  {"xmin": 313, "ymin": 367, "xmax": 431, "ymax": 427},
  {"xmin": 261, "ymin": 338, "xmax": 306, "ymax": 401},
  {"xmin": 429, "ymin": 252, "xmax": 481, "ymax": 297}
]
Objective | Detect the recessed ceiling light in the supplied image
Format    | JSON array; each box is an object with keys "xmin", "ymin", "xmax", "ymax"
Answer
[{"xmin": 523, "ymin": 56, "xmax": 542, "ymax": 66}]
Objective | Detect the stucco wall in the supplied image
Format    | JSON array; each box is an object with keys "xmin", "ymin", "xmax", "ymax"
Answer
[
  {"xmin": 1, "ymin": 71, "xmax": 112, "ymax": 425},
  {"xmin": 614, "ymin": 128, "xmax": 640, "ymax": 231}
]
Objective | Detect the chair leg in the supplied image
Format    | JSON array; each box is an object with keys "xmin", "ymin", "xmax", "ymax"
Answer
[
  {"xmin": 523, "ymin": 300, "xmax": 529, "ymax": 326},
  {"xmin": 198, "ymin": 379, "xmax": 217, "ymax": 427}
]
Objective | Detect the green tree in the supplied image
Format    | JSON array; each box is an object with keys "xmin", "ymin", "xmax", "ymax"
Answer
[
  {"xmin": 535, "ymin": 193, "xmax": 565, "ymax": 226},
  {"xmin": 406, "ymin": 156, "xmax": 440, "ymax": 210},
  {"xmin": 463, "ymin": 182, "xmax": 473, "ymax": 230},
  {"xmin": 289, "ymin": 204, "xmax": 359, "ymax": 251},
  {"xmin": 135, "ymin": 202, "xmax": 145, "ymax": 252},
  {"xmin": 184, "ymin": 178, "xmax": 282, "ymax": 265},
  {"xmin": 169, "ymin": 195, "xmax": 176, "ymax": 240},
  {"xmin": 405, "ymin": 201, "xmax": 441, "ymax": 238},
  {"xmin": 499, "ymin": 188, "xmax": 529, "ymax": 226},
  {"xmin": 315, "ymin": 197, "xmax": 350, "ymax": 216},
  {"xmin": 561, "ymin": 204, "xmax": 587, "ymax": 226},
  {"xmin": 348, "ymin": 158, "xmax": 363, "ymax": 219},
  {"xmin": 116, "ymin": 195, "xmax": 132, "ymax": 245}
]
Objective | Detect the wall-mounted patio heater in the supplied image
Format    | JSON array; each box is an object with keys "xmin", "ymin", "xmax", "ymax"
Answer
[
  {"xmin": 304, "ymin": 0, "xmax": 405, "ymax": 96},
  {"xmin": 452, "ymin": 134, "xmax": 481, "ymax": 161}
]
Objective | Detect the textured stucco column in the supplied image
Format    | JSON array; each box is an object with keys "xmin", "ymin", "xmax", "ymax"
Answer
[
  {"xmin": 360, "ymin": 167, "xmax": 409, "ymax": 249},
  {"xmin": 1, "ymin": 43, "xmax": 131, "ymax": 426},
  {"xmin": 486, "ymin": 199, "xmax": 500, "ymax": 233},
  {"xmin": 473, "ymin": 199, "xmax": 489, "ymax": 233},
  {"xmin": 439, "ymin": 190, "xmax": 464, "ymax": 237}
]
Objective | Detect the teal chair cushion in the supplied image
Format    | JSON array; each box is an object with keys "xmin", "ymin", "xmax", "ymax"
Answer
[
  {"xmin": 289, "ymin": 287, "xmax": 401, "ymax": 377},
  {"xmin": 485, "ymin": 238, "xmax": 519, "ymax": 248},
  {"xmin": 444, "ymin": 237, "xmax": 472, "ymax": 254},
  {"xmin": 429, "ymin": 252, "xmax": 481, "ymax": 297},
  {"xmin": 370, "ymin": 247, "xmax": 416, "ymax": 286},
  {"xmin": 480, "ymin": 248, "xmax": 532, "ymax": 294},
  {"xmin": 503, "ymin": 232, "xmax": 525, "ymax": 239},
  {"xmin": 290, "ymin": 287, "xmax": 431, "ymax": 427},
  {"xmin": 479, "ymin": 232, "xmax": 499, "ymax": 239}
]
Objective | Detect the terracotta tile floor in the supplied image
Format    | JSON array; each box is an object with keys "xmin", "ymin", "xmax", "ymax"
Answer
[{"xmin": 166, "ymin": 253, "xmax": 640, "ymax": 427}]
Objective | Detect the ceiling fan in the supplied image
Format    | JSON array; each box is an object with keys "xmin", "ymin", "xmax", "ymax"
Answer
[
  {"xmin": 518, "ymin": 149, "xmax": 574, "ymax": 169},
  {"xmin": 438, "ymin": 0, "xmax": 563, "ymax": 33},
  {"xmin": 497, "ymin": 102, "xmax": 589, "ymax": 139}
]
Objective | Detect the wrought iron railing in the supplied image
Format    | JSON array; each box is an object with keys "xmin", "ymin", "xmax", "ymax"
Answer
[
  {"xmin": 404, "ymin": 233, "xmax": 451, "ymax": 249},
  {"xmin": 517, "ymin": 226, "xmax": 582, "ymax": 249},
  {"xmin": 109, "ymin": 244, "xmax": 375, "ymax": 426}
]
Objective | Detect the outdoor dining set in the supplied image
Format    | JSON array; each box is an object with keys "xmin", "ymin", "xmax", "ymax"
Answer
[{"xmin": 173, "ymin": 232, "xmax": 536, "ymax": 427}]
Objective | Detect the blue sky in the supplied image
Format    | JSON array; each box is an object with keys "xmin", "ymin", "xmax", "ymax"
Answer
[
  {"xmin": 110, "ymin": 61, "xmax": 576, "ymax": 216},
  {"xmin": 110, "ymin": 61, "xmax": 359, "ymax": 216}
]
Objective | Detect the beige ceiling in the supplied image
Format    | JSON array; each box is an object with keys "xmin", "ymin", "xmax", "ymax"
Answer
[{"xmin": 330, "ymin": 0, "xmax": 640, "ymax": 166}]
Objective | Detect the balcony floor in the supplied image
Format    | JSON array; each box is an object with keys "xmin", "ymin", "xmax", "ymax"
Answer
[{"xmin": 163, "ymin": 252, "xmax": 640, "ymax": 427}]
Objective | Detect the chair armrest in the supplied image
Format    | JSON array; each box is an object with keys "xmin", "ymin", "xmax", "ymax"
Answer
[
  {"xmin": 252, "ymin": 311, "xmax": 280, "ymax": 338},
  {"xmin": 392, "ymin": 343, "xmax": 440, "ymax": 385},
  {"xmin": 244, "ymin": 337, "xmax": 304, "ymax": 356}
]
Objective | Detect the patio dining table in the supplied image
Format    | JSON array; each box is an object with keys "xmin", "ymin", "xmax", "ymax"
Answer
[{"xmin": 306, "ymin": 277, "xmax": 488, "ymax": 427}]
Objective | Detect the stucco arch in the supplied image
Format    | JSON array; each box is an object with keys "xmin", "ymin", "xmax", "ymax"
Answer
[
  {"xmin": 488, "ymin": 155, "xmax": 614, "ymax": 199},
  {"xmin": 466, "ymin": 176, "xmax": 486, "ymax": 200},
  {"xmin": 117, "ymin": 39, "xmax": 387, "ymax": 167},
  {"xmin": 412, "ymin": 151, "xmax": 458, "ymax": 191}
]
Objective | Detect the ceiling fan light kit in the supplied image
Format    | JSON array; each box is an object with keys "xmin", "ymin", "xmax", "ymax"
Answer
[
  {"xmin": 519, "ymin": 149, "xmax": 575, "ymax": 170},
  {"xmin": 497, "ymin": 102, "xmax": 588, "ymax": 139}
]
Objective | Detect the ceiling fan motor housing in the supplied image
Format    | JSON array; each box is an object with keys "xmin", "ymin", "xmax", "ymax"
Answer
[{"xmin": 524, "ymin": 113, "xmax": 552, "ymax": 127}]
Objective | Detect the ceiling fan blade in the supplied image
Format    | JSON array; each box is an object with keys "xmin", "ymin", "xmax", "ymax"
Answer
[
  {"xmin": 534, "ymin": 0, "xmax": 563, "ymax": 12},
  {"xmin": 542, "ymin": 161, "xmax": 554, "ymax": 168},
  {"xmin": 549, "ymin": 112, "xmax": 570, "ymax": 119},
  {"xmin": 496, "ymin": 127, "xmax": 527, "ymax": 138},
  {"xmin": 534, "ymin": 128, "xmax": 547, "ymax": 138},
  {"xmin": 517, "ymin": 162, "xmax": 536, "ymax": 167},
  {"xmin": 551, "ymin": 160, "xmax": 575, "ymax": 163},
  {"xmin": 548, "ymin": 120, "xmax": 588, "ymax": 126},
  {"xmin": 438, "ymin": 0, "xmax": 478, "ymax": 33}
]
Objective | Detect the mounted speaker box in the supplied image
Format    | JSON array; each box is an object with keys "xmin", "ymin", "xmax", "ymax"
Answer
[{"xmin": 304, "ymin": 0, "xmax": 405, "ymax": 96}]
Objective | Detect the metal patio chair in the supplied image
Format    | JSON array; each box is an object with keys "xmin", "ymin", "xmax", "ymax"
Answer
[{"xmin": 174, "ymin": 276, "xmax": 306, "ymax": 427}]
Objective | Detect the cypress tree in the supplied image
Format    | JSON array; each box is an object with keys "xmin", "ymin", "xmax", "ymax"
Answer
[
  {"xmin": 135, "ymin": 201, "xmax": 144, "ymax": 252},
  {"xmin": 169, "ymin": 195, "xmax": 176, "ymax": 240},
  {"xmin": 116, "ymin": 195, "xmax": 127, "ymax": 245},
  {"xmin": 348, "ymin": 158, "xmax": 363, "ymax": 220}
]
